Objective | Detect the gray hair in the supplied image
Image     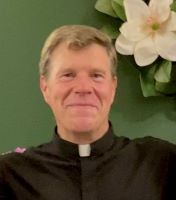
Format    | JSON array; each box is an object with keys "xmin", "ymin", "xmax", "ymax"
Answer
[{"xmin": 39, "ymin": 25, "xmax": 117, "ymax": 77}]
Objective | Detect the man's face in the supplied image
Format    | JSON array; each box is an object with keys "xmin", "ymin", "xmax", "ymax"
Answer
[{"xmin": 40, "ymin": 43, "xmax": 117, "ymax": 139}]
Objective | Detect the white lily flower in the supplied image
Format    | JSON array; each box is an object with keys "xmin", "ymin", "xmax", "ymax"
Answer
[{"xmin": 115, "ymin": 0, "xmax": 176, "ymax": 66}]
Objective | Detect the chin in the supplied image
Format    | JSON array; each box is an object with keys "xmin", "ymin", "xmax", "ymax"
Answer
[{"xmin": 69, "ymin": 117, "xmax": 97, "ymax": 133}]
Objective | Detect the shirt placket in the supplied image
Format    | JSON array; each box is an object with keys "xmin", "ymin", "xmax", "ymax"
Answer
[{"xmin": 80, "ymin": 157, "xmax": 97, "ymax": 200}]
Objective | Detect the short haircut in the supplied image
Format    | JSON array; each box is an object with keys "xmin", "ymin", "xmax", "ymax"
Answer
[{"xmin": 39, "ymin": 25, "xmax": 117, "ymax": 77}]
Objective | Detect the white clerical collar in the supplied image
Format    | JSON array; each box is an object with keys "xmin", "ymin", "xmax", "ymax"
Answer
[{"xmin": 78, "ymin": 144, "xmax": 91, "ymax": 157}]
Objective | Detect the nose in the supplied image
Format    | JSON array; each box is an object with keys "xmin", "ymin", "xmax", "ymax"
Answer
[{"xmin": 74, "ymin": 75, "xmax": 93, "ymax": 95}]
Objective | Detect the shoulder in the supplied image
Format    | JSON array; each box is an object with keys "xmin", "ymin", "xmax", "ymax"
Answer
[
  {"xmin": 114, "ymin": 135, "xmax": 176, "ymax": 159},
  {"xmin": 0, "ymin": 140, "xmax": 53, "ymax": 164},
  {"xmin": 133, "ymin": 136, "xmax": 176, "ymax": 152},
  {"xmin": 115, "ymin": 134, "xmax": 176, "ymax": 150},
  {"xmin": 1, "ymin": 147, "xmax": 26, "ymax": 156},
  {"xmin": 0, "ymin": 144, "xmax": 45, "ymax": 175},
  {"xmin": 131, "ymin": 136, "xmax": 176, "ymax": 162},
  {"xmin": 0, "ymin": 147, "xmax": 27, "ymax": 165}
]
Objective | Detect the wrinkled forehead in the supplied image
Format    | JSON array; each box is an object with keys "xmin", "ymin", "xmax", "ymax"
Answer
[
  {"xmin": 48, "ymin": 42, "xmax": 112, "ymax": 74},
  {"xmin": 50, "ymin": 42, "xmax": 110, "ymax": 64}
]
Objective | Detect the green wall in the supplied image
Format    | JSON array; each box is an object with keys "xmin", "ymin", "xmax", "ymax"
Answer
[{"xmin": 0, "ymin": 0, "xmax": 176, "ymax": 152}]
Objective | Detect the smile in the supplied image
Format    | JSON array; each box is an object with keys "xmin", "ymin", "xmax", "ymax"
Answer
[{"xmin": 66, "ymin": 103, "xmax": 98, "ymax": 109}]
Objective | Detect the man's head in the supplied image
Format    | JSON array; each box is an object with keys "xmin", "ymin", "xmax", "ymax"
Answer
[{"xmin": 39, "ymin": 25, "xmax": 118, "ymax": 143}]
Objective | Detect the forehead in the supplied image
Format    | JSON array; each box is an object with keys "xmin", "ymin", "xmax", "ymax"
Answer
[{"xmin": 49, "ymin": 42, "xmax": 111, "ymax": 70}]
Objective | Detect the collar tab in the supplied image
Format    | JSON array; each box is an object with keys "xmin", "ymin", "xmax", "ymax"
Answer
[{"xmin": 78, "ymin": 144, "xmax": 91, "ymax": 157}]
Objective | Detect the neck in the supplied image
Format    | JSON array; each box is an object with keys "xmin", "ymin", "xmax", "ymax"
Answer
[{"xmin": 57, "ymin": 123, "xmax": 109, "ymax": 144}]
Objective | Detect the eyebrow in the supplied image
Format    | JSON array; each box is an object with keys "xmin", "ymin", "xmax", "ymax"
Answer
[
  {"xmin": 56, "ymin": 67, "xmax": 75, "ymax": 75},
  {"xmin": 56, "ymin": 66, "xmax": 107, "ymax": 76},
  {"xmin": 90, "ymin": 68, "xmax": 106, "ymax": 74}
]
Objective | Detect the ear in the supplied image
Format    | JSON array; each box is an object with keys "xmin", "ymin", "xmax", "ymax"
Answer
[
  {"xmin": 111, "ymin": 76, "xmax": 118, "ymax": 104},
  {"xmin": 40, "ymin": 75, "xmax": 50, "ymax": 104}
]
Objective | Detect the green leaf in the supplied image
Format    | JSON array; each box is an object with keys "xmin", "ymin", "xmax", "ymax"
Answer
[
  {"xmin": 100, "ymin": 18, "xmax": 122, "ymax": 39},
  {"xmin": 170, "ymin": 62, "xmax": 176, "ymax": 81},
  {"xmin": 95, "ymin": 0, "xmax": 117, "ymax": 17},
  {"xmin": 139, "ymin": 64, "xmax": 161, "ymax": 97},
  {"xmin": 155, "ymin": 81, "xmax": 176, "ymax": 95},
  {"xmin": 154, "ymin": 60, "xmax": 172, "ymax": 83},
  {"xmin": 112, "ymin": 0, "xmax": 126, "ymax": 21},
  {"xmin": 100, "ymin": 23, "xmax": 119, "ymax": 39},
  {"xmin": 112, "ymin": 0, "xmax": 124, "ymax": 6},
  {"xmin": 170, "ymin": 0, "xmax": 176, "ymax": 12}
]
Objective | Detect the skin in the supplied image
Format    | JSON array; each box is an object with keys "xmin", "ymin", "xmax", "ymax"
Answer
[{"xmin": 40, "ymin": 43, "xmax": 117, "ymax": 144}]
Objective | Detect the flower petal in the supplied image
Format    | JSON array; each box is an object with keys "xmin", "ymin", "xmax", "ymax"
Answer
[
  {"xmin": 164, "ymin": 11, "xmax": 176, "ymax": 31},
  {"xmin": 149, "ymin": 0, "xmax": 173, "ymax": 8},
  {"xmin": 155, "ymin": 32, "xmax": 176, "ymax": 61},
  {"xmin": 115, "ymin": 34, "xmax": 135, "ymax": 55},
  {"xmin": 134, "ymin": 37, "xmax": 158, "ymax": 66},
  {"xmin": 120, "ymin": 21, "xmax": 147, "ymax": 42},
  {"xmin": 149, "ymin": 0, "xmax": 172, "ymax": 22},
  {"xmin": 124, "ymin": 0, "xmax": 149, "ymax": 21}
]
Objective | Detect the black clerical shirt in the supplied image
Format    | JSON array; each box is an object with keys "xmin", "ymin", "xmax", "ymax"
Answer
[{"xmin": 0, "ymin": 125, "xmax": 176, "ymax": 200}]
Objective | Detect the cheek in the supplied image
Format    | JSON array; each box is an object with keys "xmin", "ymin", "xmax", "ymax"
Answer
[
  {"xmin": 109, "ymin": 82, "xmax": 117, "ymax": 104},
  {"xmin": 45, "ymin": 88, "xmax": 60, "ymax": 108},
  {"xmin": 110, "ymin": 87, "xmax": 116, "ymax": 104},
  {"xmin": 105, "ymin": 83, "xmax": 116, "ymax": 100},
  {"xmin": 98, "ymin": 87, "xmax": 115, "ymax": 108},
  {"xmin": 51, "ymin": 87, "xmax": 68, "ymax": 108}
]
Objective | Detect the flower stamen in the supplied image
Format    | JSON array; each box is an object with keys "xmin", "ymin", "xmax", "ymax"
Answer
[
  {"xmin": 151, "ymin": 22, "xmax": 160, "ymax": 31},
  {"xmin": 146, "ymin": 16, "xmax": 161, "ymax": 31}
]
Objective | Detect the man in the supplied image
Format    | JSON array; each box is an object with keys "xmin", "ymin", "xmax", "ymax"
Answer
[{"xmin": 0, "ymin": 25, "xmax": 176, "ymax": 200}]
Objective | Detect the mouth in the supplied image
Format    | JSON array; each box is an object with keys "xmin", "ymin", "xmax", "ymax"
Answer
[{"xmin": 66, "ymin": 103, "xmax": 98, "ymax": 109}]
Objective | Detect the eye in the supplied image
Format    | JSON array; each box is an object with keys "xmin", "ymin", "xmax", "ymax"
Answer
[
  {"xmin": 64, "ymin": 73, "xmax": 74, "ymax": 77},
  {"xmin": 91, "ymin": 73, "xmax": 104, "ymax": 81},
  {"xmin": 60, "ymin": 72, "xmax": 75, "ymax": 81}
]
